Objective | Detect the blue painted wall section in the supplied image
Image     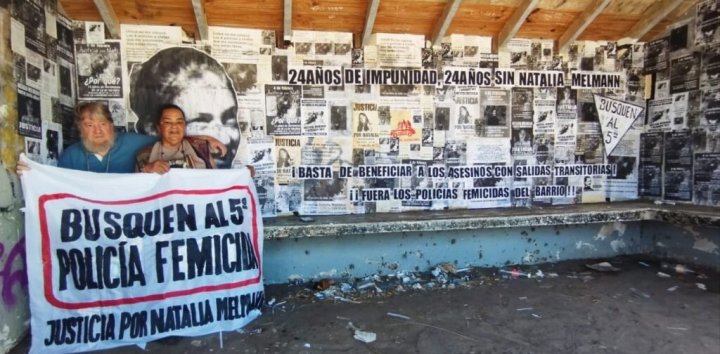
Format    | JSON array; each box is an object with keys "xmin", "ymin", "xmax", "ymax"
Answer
[
  {"xmin": 263, "ymin": 222, "xmax": 650, "ymax": 284},
  {"xmin": 645, "ymin": 221, "xmax": 720, "ymax": 271}
]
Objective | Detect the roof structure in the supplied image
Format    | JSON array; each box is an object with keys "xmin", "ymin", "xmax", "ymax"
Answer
[{"xmin": 60, "ymin": 0, "xmax": 697, "ymax": 48}]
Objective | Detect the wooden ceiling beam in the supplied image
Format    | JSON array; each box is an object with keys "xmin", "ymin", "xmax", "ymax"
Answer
[
  {"xmin": 191, "ymin": 0, "xmax": 209, "ymax": 41},
  {"xmin": 91, "ymin": 0, "xmax": 120, "ymax": 38},
  {"xmin": 496, "ymin": 0, "xmax": 540, "ymax": 50},
  {"xmin": 558, "ymin": 0, "xmax": 610, "ymax": 53},
  {"xmin": 626, "ymin": 0, "xmax": 684, "ymax": 40},
  {"xmin": 431, "ymin": 0, "xmax": 463, "ymax": 47},
  {"xmin": 57, "ymin": 1, "xmax": 68, "ymax": 17},
  {"xmin": 361, "ymin": 0, "xmax": 380, "ymax": 47},
  {"xmin": 284, "ymin": 0, "xmax": 293, "ymax": 41}
]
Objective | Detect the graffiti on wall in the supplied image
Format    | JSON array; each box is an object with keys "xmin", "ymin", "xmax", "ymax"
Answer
[{"xmin": 0, "ymin": 237, "xmax": 27, "ymax": 309}]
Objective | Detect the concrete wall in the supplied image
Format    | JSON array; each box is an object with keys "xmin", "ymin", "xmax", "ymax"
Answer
[
  {"xmin": 264, "ymin": 221, "xmax": 650, "ymax": 284},
  {"xmin": 0, "ymin": 7, "xmax": 29, "ymax": 354},
  {"xmin": 645, "ymin": 220, "xmax": 720, "ymax": 271}
]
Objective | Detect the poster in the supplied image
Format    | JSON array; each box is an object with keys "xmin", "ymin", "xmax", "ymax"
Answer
[
  {"xmin": 13, "ymin": 0, "xmax": 46, "ymax": 55},
  {"xmin": 693, "ymin": 153, "xmax": 720, "ymax": 205},
  {"xmin": 265, "ymin": 85, "xmax": 302, "ymax": 135},
  {"xmin": 374, "ymin": 33, "xmax": 424, "ymax": 68},
  {"xmin": 593, "ymin": 94, "xmax": 645, "ymax": 156},
  {"xmin": 695, "ymin": 0, "xmax": 720, "ymax": 46},
  {"xmin": 670, "ymin": 53, "xmax": 701, "ymax": 94},
  {"xmin": 40, "ymin": 121, "xmax": 62, "ymax": 166},
  {"xmin": 644, "ymin": 37, "xmax": 668, "ymax": 74},
  {"xmin": 56, "ymin": 15, "xmax": 74, "ymax": 62},
  {"xmin": 17, "ymin": 83, "xmax": 42, "ymax": 138},
  {"xmin": 639, "ymin": 133, "xmax": 664, "ymax": 197},
  {"xmin": 76, "ymin": 41, "xmax": 123, "ymax": 98},
  {"xmin": 478, "ymin": 89, "xmax": 510, "ymax": 137},
  {"xmin": 664, "ymin": 131, "xmax": 694, "ymax": 200}
]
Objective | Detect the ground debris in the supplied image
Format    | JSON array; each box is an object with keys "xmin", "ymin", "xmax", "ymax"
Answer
[{"xmin": 586, "ymin": 261, "xmax": 621, "ymax": 272}]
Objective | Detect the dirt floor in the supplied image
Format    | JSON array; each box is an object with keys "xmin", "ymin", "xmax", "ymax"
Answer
[{"xmin": 11, "ymin": 256, "xmax": 720, "ymax": 354}]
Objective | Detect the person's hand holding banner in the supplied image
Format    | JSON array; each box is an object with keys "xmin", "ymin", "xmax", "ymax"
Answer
[{"xmin": 19, "ymin": 155, "xmax": 264, "ymax": 353}]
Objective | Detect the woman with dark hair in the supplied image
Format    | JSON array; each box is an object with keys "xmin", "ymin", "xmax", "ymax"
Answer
[
  {"xmin": 356, "ymin": 112, "xmax": 371, "ymax": 132},
  {"xmin": 277, "ymin": 148, "xmax": 294, "ymax": 168},
  {"xmin": 457, "ymin": 106, "xmax": 471, "ymax": 124},
  {"xmin": 130, "ymin": 47, "xmax": 240, "ymax": 168},
  {"xmin": 137, "ymin": 104, "xmax": 215, "ymax": 173}
]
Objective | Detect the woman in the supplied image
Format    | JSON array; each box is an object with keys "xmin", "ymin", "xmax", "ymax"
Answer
[
  {"xmin": 356, "ymin": 112, "xmax": 371, "ymax": 132},
  {"xmin": 130, "ymin": 47, "xmax": 240, "ymax": 168},
  {"xmin": 137, "ymin": 104, "xmax": 215, "ymax": 173},
  {"xmin": 277, "ymin": 148, "xmax": 294, "ymax": 168},
  {"xmin": 457, "ymin": 105, "xmax": 471, "ymax": 124}
]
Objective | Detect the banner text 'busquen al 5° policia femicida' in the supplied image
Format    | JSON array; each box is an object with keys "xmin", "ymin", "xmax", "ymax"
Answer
[{"xmin": 20, "ymin": 156, "xmax": 264, "ymax": 353}]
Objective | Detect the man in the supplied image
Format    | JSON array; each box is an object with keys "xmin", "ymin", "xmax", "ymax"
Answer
[
  {"xmin": 17, "ymin": 101, "xmax": 225, "ymax": 174},
  {"xmin": 584, "ymin": 176, "xmax": 594, "ymax": 191}
]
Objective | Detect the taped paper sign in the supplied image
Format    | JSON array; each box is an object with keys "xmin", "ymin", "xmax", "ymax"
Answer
[{"xmin": 593, "ymin": 94, "xmax": 645, "ymax": 156}]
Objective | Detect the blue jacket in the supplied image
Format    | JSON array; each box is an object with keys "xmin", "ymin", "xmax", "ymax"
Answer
[{"xmin": 58, "ymin": 133, "xmax": 157, "ymax": 173}]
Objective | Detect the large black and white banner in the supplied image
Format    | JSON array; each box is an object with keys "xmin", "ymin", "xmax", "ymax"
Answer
[
  {"xmin": 20, "ymin": 156, "xmax": 264, "ymax": 353},
  {"xmin": 287, "ymin": 66, "xmax": 622, "ymax": 89}
]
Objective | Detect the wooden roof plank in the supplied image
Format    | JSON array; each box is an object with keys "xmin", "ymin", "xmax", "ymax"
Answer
[
  {"xmin": 557, "ymin": 0, "xmax": 610, "ymax": 52},
  {"xmin": 191, "ymin": 0, "xmax": 209, "ymax": 41},
  {"xmin": 431, "ymin": 0, "xmax": 464, "ymax": 46},
  {"xmin": 92, "ymin": 0, "xmax": 120, "ymax": 38},
  {"xmin": 362, "ymin": 0, "xmax": 380, "ymax": 46},
  {"xmin": 641, "ymin": 0, "xmax": 698, "ymax": 41},
  {"xmin": 497, "ymin": 0, "xmax": 541, "ymax": 49},
  {"xmin": 626, "ymin": 0, "xmax": 684, "ymax": 40}
]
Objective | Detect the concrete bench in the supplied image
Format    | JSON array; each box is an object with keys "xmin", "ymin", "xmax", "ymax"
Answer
[{"xmin": 262, "ymin": 202, "xmax": 720, "ymax": 283}]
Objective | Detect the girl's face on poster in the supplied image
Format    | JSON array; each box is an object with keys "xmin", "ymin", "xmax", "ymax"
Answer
[
  {"xmin": 173, "ymin": 71, "xmax": 239, "ymax": 166},
  {"xmin": 519, "ymin": 129, "xmax": 527, "ymax": 141},
  {"xmin": 460, "ymin": 106, "xmax": 469, "ymax": 117}
]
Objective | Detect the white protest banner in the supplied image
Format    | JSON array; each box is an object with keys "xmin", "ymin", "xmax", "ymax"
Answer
[
  {"xmin": 20, "ymin": 156, "xmax": 263, "ymax": 353},
  {"xmin": 593, "ymin": 94, "xmax": 645, "ymax": 156}
]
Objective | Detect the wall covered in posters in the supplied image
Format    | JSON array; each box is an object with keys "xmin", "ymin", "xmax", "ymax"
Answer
[{"xmin": 9, "ymin": 2, "xmax": 720, "ymax": 217}]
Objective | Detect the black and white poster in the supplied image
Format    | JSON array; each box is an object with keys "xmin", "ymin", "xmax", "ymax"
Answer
[
  {"xmin": 702, "ymin": 43, "xmax": 720, "ymax": 88},
  {"xmin": 670, "ymin": 53, "xmax": 701, "ymax": 94},
  {"xmin": 41, "ymin": 120, "xmax": 62, "ymax": 166},
  {"xmin": 13, "ymin": 0, "xmax": 46, "ymax": 55},
  {"xmin": 511, "ymin": 88, "xmax": 534, "ymax": 156},
  {"xmin": 478, "ymin": 89, "xmax": 510, "ymax": 137},
  {"xmin": 56, "ymin": 14, "xmax": 74, "ymax": 62},
  {"xmin": 58, "ymin": 60, "xmax": 74, "ymax": 103},
  {"xmin": 17, "ymin": 83, "xmax": 41, "ymax": 138},
  {"xmin": 639, "ymin": 133, "xmax": 664, "ymax": 197},
  {"xmin": 59, "ymin": 103, "xmax": 78, "ymax": 148},
  {"xmin": 695, "ymin": 0, "xmax": 720, "ymax": 46},
  {"xmin": 75, "ymin": 41, "xmax": 123, "ymax": 98},
  {"xmin": 694, "ymin": 153, "xmax": 720, "ymax": 205},
  {"xmin": 644, "ymin": 37, "xmax": 669, "ymax": 74},
  {"xmin": 670, "ymin": 24, "xmax": 689, "ymax": 52},
  {"xmin": 664, "ymin": 131, "xmax": 694, "ymax": 200},
  {"xmin": 265, "ymin": 85, "xmax": 302, "ymax": 136}
]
